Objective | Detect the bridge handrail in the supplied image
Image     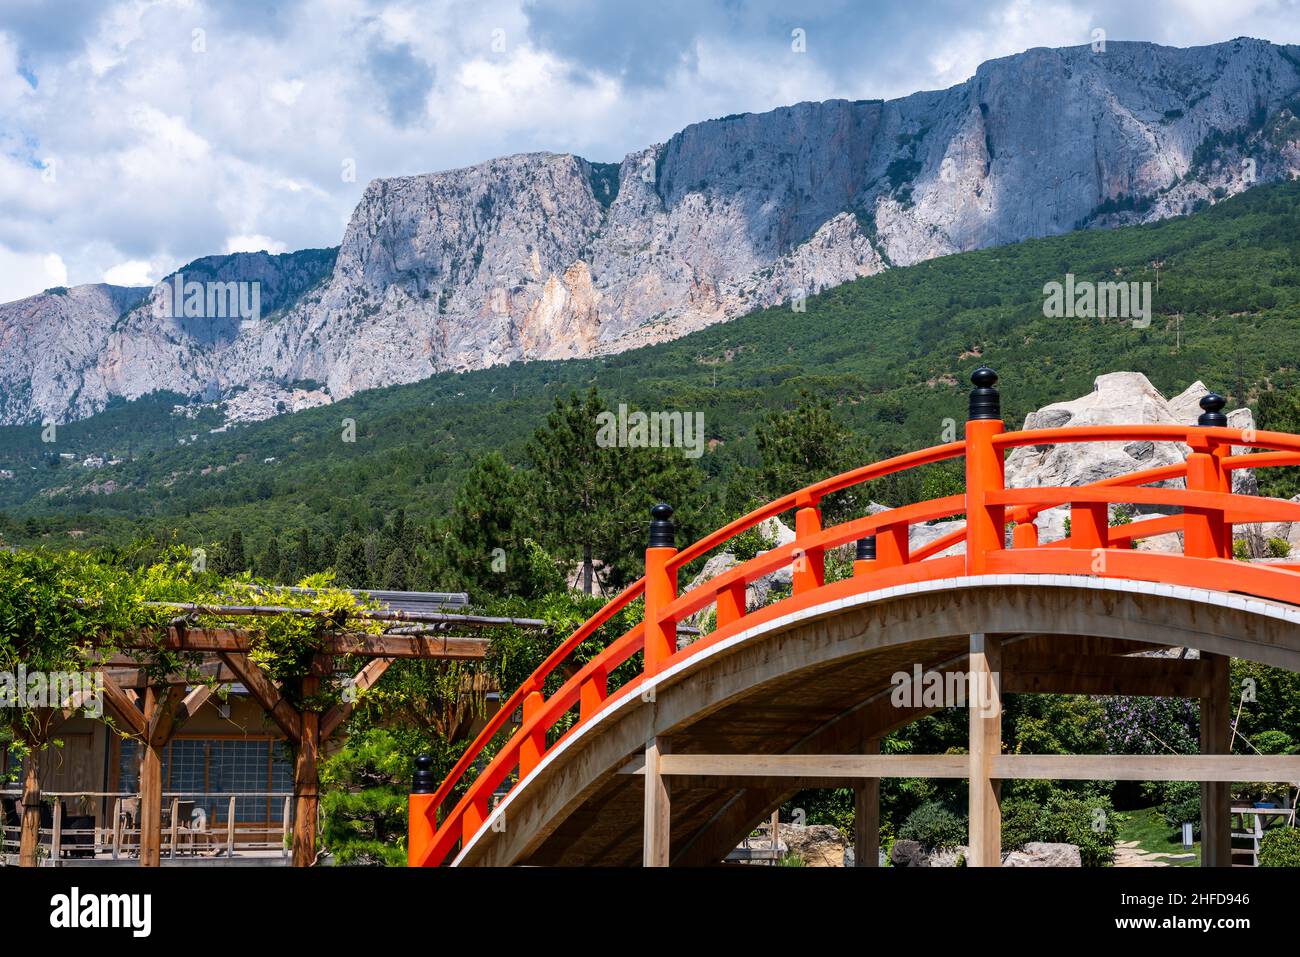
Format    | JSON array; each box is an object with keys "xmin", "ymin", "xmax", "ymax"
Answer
[{"xmin": 418, "ymin": 380, "xmax": 1300, "ymax": 866}]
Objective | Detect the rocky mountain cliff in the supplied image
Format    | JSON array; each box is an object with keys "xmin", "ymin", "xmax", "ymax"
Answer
[{"xmin": 4, "ymin": 37, "xmax": 1300, "ymax": 426}]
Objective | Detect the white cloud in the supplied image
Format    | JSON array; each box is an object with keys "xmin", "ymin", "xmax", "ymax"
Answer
[
  {"xmin": 0, "ymin": 247, "xmax": 67, "ymax": 301},
  {"xmin": 101, "ymin": 259, "xmax": 157, "ymax": 286}
]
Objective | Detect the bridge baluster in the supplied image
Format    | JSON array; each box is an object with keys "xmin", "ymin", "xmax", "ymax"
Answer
[
  {"xmin": 463, "ymin": 794, "xmax": 489, "ymax": 844},
  {"xmin": 875, "ymin": 522, "xmax": 910, "ymax": 568},
  {"xmin": 1185, "ymin": 393, "xmax": 1233, "ymax": 560},
  {"xmin": 644, "ymin": 503, "xmax": 679, "ymax": 676},
  {"xmin": 793, "ymin": 500, "xmax": 825, "ymax": 593},
  {"xmin": 519, "ymin": 690, "xmax": 546, "ymax": 778},
  {"xmin": 716, "ymin": 579, "xmax": 748, "ymax": 628},
  {"xmin": 1012, "ymin": 517, "xmax": 1038, "ymax": 548},
  {"xmin": 1069, "ymin": 502, "xmax": 1109, "ymax": 551},
  {"xmin": 965, "ymin": 367, "xmax": 1006, "ymax": 574},
  {"xmin": 579, "ymin": 666, "xmax": 608, "ymax": 720}
]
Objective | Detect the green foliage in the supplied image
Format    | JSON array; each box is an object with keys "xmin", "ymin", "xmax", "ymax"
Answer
[
  {"xmin": 1158, "ymin": 780, "xmax": 1202, "ymax": 832},
  {"xmin": 1036, "ymin": 792, "xmax": 1118, "ymax": 866},
  {"xmin": 728, "ymin": 525, "xmax": 775, "ymax": 562},
  {"xmin": 320, "ymin": 728, "xmax": 410, "ymax": 866},
  {"xmin": 754, "ymin": 391, "xmax": 869, "ymax": 523},
  {"xmin": 526, "ymin": 388, "xmax": 707, "ymax": 595},
  {"xmin": 898, "ymin": 801, "xmax": 967, "ymax": 850},
  {"xmin": 1259, "ymin": 826, "xmax": 1300, "ymax": 866},
  {"xmin": 1003, "ymin": 791, "xmax": 1119, "ymax": 866}
]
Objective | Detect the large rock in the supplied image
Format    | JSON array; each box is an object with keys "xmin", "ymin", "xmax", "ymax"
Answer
[
  {"xmin": 889, "ymin": 839, "xmax": 931, "ymax": 868},
  {"xmin": 680, "ymin": 517, "xmax": 797, "ymax": 627},
  {"xmin": 777, "ymin": 823, "xmax": 848, "ymax": 867},
  {"xmin": 1005, "ymin": 372, "xmax": 1261, "ymax": 549},
  {"xmin": 1002, "ymin": 842, "xmax": 1083, "ymax": 867}
]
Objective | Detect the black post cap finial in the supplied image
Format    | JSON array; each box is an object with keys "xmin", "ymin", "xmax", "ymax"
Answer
[
  {"xmin": 1197, "ymin": 392, "xmax": 1228, "ymax": 428},
  {"xmin": 412, "ymin": 754, "xmax": 436, "ymax": 794},
  {"xmin": 856, "ymin": 535, "xmax": 876, "ymax": 561},
  {"xmin": 968, "ymin": 366, "xmax": 1000, "ymax": 420},
  {"xmin": 648, "ymin": 503, "xmax": 676, "ymax": 549}
]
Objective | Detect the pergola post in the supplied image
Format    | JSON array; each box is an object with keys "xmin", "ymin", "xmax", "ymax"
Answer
[
  {"xmin": 1200, "ymin": 652, "xmax": 1232, "ymax": 867},
  {"xmin": 16, "ymin": 708, "xmax": 59, "ymax": 867},
  {"xmin": 968, "ymin": 633, "xmax": 1002, "ymax": 867},
  {"xmin": 18, "ymin": 743, "xmax": 42, "ymax": 867},
  {"xmin": 854, "ymin": 737, "xmax": 880, "ymax": 867},
  {"xmin": 292, "ymin": 654, "xmax": 328, "ymax": 867},
  {"xmin": 643, "ymin": 737, "xmax": 671, "ymax": 867},
  {"xmin": 139, "ymin": 683, "xmax": 184, "ymax": 867}
]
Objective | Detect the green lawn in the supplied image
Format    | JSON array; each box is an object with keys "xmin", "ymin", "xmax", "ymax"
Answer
[{"xmin": 1116, "ymin": 806, "xmax": 1201, "ymax": 866}]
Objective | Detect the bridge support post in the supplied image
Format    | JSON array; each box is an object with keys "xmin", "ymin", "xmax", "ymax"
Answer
[
  {"xmin": 1186, "ymin": 393, "xmax": 1232, "ymax": 560},
  {"xmin": 644, "ymin": 504, "xmax": 678, "ymax": 676},
  {"xmin": 1200, "ymin": 653, "xmax": 1232, "ymax": 867},
  {"xmin": 643, "ymin": 737, "xmax": 671, "ymax": 867},
  {"xmin": 793, "ymin": 502, "xmax": 825, "ymax": 593},
  {"xmin": 965, "ymin": 367, "xmax": 1005, "ymax": 574},
  {"xmin": 967, "ymin": 633, "xmax": 1002, "ymax": 867},
  {"xmin": 854, "ymin": 738, "xmax": 880, "ymax": 867},
  {"xmin": 407, "ymin": 756, "xmax": 436, "ymax": 867}
]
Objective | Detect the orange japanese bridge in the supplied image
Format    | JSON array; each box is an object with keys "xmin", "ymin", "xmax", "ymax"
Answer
[{"xmin": 409, "ymin": 368, "xmax": 1300, "ymax": 867}]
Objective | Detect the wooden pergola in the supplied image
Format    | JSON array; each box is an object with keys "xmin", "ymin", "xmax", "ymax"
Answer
[{"xmin": 12, "ymin": 599, "xmax": 547, "ymax": 868}]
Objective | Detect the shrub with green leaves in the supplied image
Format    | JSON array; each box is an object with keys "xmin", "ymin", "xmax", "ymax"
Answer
[
  {"xmin": 1159, "ymin": 780, "xmax": 1202, "ymax": 833},
  {"xmin": 1260, "ymin": 826, "xmax": 1300, "ymax": 866},
  {"xmin": 898, "ymin": 801, "xmax": 967, "ymax": 850}
]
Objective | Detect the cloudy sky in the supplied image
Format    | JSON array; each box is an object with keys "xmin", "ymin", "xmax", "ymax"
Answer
[{"xmin": 1, "ymin": 0, "xmax": 1298, "ymax": 302}]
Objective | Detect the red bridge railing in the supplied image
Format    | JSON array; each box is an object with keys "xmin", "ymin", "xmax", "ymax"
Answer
[{"xmin": 408, "ymin": 368, "xmax": 1300, "ymax": 866}]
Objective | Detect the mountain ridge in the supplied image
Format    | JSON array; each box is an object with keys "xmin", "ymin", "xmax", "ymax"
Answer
[{"xmin": 3, "ymin": 37, "xmax": 1299, "ymax": 426}]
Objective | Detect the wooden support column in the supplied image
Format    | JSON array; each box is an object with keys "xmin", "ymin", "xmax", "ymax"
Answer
[
  {"xmin": 17, "ymin": 708, "xmax": 60, "ymax": 867},
  {"xmin": 139, "ymin": 684, "xmax": 184, "ymax": 867},
  {"xmin": 854, "ymin": 738, "xmax": 880, "ymax": 867},
  {"xmin": 967, "ymin": 633, "xmax": 1002, "ymax": 867},
  {"xmin": 1200, "ymin": 652, "xmax": 1232, "ymax": 867},
  {"xmin": 643, "ymin": 737, "xmax": 671, "ymax": 867},
  {"xmin": 292, "ymin": 654, "xmax": 327, "ymax": 868},
  {"xmin": 18, "ymin": 745, "xmax": 42, "ymax": 867}
]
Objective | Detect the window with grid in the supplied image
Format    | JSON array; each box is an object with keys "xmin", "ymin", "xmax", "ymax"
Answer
[{"xmin": 118, "ymin": 738, "xmax": 291, "ymax": 825}]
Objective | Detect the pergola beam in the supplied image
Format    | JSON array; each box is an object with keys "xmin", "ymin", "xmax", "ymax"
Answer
[
  {"xmin": 216, "ymin": 652, "xmax": 303, "ymax": 743},
  {"xmin": 649, "ymin": 752, "xmax": 1300, "ymax": 782},
  {"xmin": 320, "ymin": 657, "xmax": 393, "ymax": 741},
  {"xmin": 109, "ymin": 627, "xmax": 488, "ymax": 659}
]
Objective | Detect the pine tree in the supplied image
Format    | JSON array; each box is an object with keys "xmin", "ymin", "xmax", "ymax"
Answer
[
  {"xmin": 381, "ymin": 548, "xmax": 409, "ymax": 590},
  {"xmin": 755, "ymin": 392, "xmax": 870, "ymax": 524},
  {"xmin": 437, "ymin": 452, "xmax": 531, "ymax": 598},
  {"xmin": 526, "ymin": 388, "xmax": 706, "ymax": 594},
  {"xmin": 224, "ymin": 528, "xmax": 247, "ymax": 574},
  {"xmin": 335, "ymin": 532, "xmax": 368, "ymax": 588},
  {"xmin": 294, "ymin": 527, "xmax": 313, "ymax": 577},
  {"xmin": 259, "ymin": 537, "xmax": 280, "ymax": 580}
]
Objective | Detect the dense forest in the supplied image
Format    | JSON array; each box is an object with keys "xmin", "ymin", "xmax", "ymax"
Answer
[{"xmin": 3, "ymin": 178, "xmax": 1300, "ymax": 575}]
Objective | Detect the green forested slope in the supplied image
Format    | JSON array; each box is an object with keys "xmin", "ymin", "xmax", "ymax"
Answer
[{"xmin": 2, "ymin": 179, "xmax": 1300, "ymax": 553}]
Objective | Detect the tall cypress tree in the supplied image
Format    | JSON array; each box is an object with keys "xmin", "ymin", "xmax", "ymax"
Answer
[
  {"xmin": 225, "ymin": 528, "xmax": 247, "ymax": 575},
  {"xmin": 335, "ymin": 532, "xmax": 368, "ymax": 588}
]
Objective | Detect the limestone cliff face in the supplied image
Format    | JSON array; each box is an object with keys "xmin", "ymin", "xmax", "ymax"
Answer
[{"xmin": 4, "ymin": 38, "xmax": 1300, "ymax": 424}]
